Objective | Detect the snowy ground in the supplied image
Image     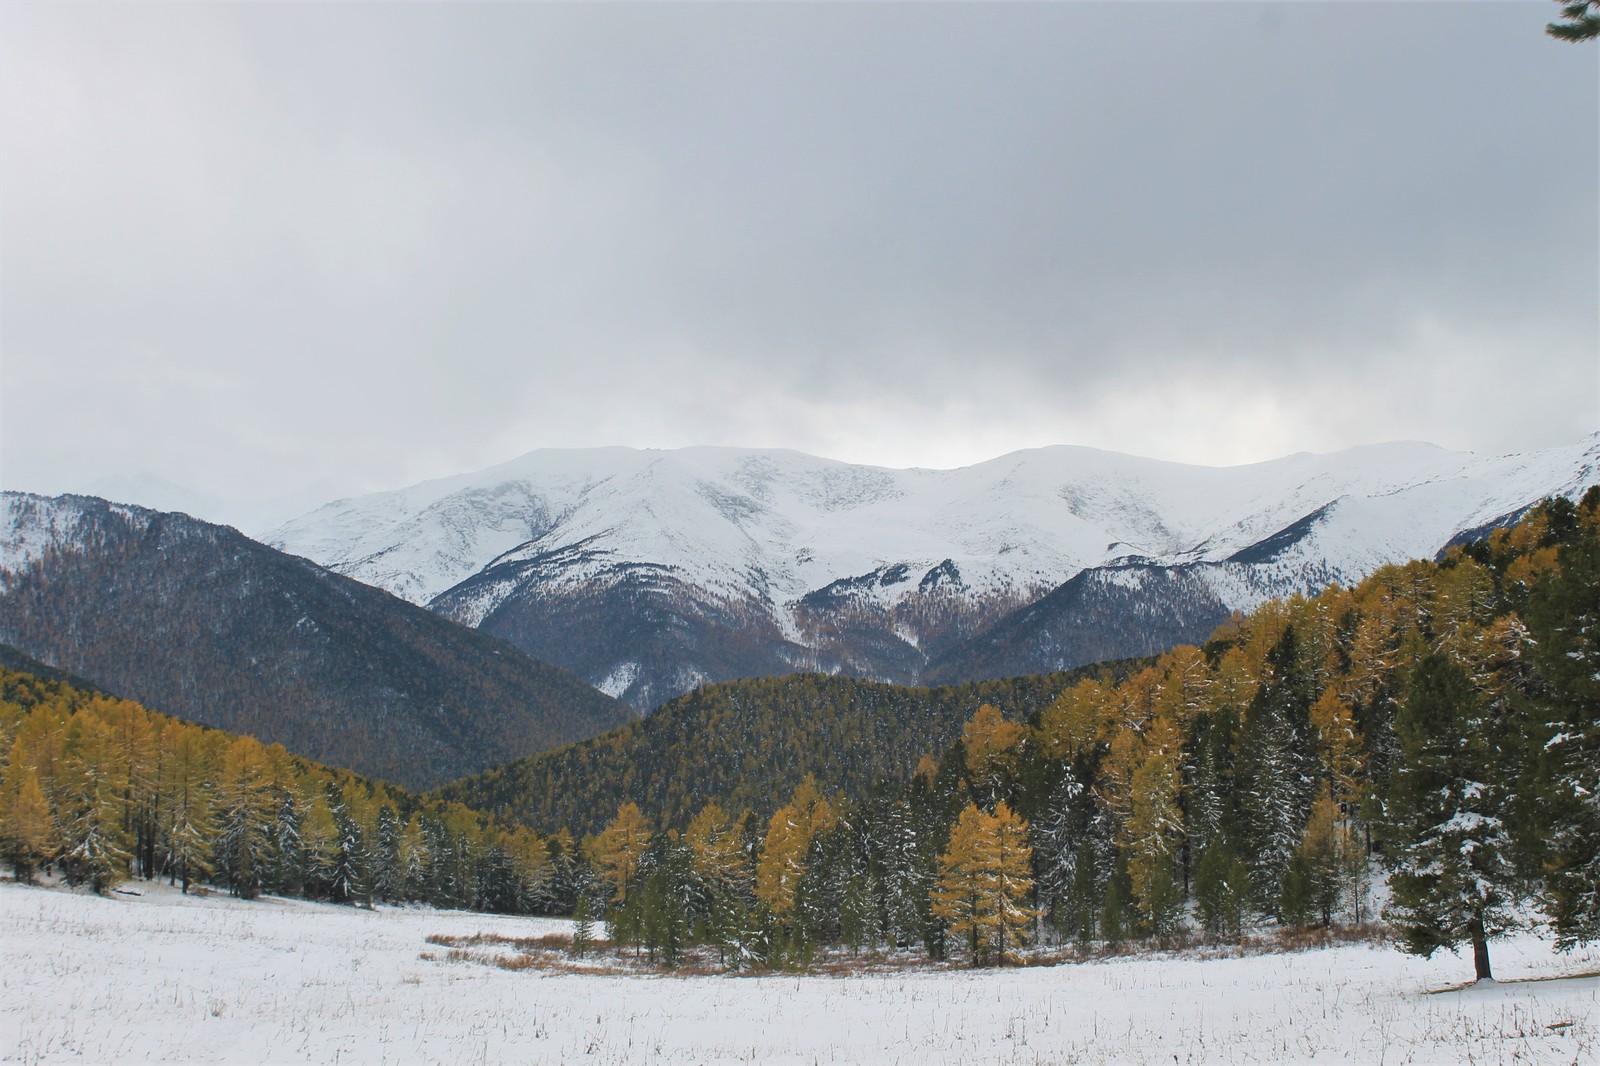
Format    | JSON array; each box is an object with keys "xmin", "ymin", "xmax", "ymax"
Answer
[{"xmin": 2, "ymin": 880, "xmax": 1595, "ymax": 1065}]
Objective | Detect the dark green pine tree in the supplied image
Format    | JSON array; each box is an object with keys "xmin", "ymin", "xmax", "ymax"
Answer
[
  {"xmin": 1384, "ymin": 653, "xmax": 1519, "ymax": 982},
  {"xmin": 330, "ymin": 802, "xmax": 367, "ymax": 906},
  {"xmin": 1548, "ymin": 0, "xmax": 1600, "ymax": 41},
  {"xmin": 1185, "ymin": 706, "xmax": 1238, "ymax": 898},
  {"xmin": 799, "ymin": 811, "xmax": 866, "ymax": 951},
  {"xmin": 538, "ymin": 835, "xmax": 587, "ymax": 916},
  {"xmin": 424, "ymin": 820, "xmax": 461, "ymax": 908},
  {"xmin": 1099, "ymin": 854, "xmax": 1132, "ymax": 950},
  {"xmin": 1032, "ymin": 757, "xmax": 1108, "ymax": 942},
  {"xmin": 1193, "ymin": 836, "xmax": 1248, "ymax": 940},
  {"xmin": 1521, "ymin": 493, "xmax": 1600, "ymax": 947},
  {"xmin": 270, "ymin": 792, "xmax": 305, "ymax": 898},
  {"xmin": 1235, "ymin": 625, "xmax": 1317, "ymax": 918},
  {"xmin": 372, "ymin": 806, "xmax": 404, "ymax": 904},
  {"xmin": 570, "ymin": 893, "xmax": 595, "ymax": 958},
  {"xmin": 216, "ymin": 788, "xmax": 272, "ymax": 900},
  {"xmin": 838, "ymin": 868, "xmax": 880, "ymax": 956},
  {"xmin": 638, "ymin": 843, "xmax": 691, "ymax": 969},
  {"xmin": 472, "ymin": 846, "xmax": 518, "ymax": 914},
  {"xmin": 865, "ymin": 795, "xmax": 930, "ymax": 951}
]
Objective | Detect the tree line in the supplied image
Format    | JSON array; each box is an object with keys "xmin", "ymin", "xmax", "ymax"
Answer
[
  {"xmin": 0, "ymin": 670, "xmax": 589, "ymax": 914},
  {"xmin": 439, "ymin": 665, "xmax": 1142, "ymax": 839}
]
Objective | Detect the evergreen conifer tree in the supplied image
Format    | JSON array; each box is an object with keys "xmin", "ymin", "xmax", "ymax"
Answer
[
  {"xmin": 1193, "ymin": 838, "xmax": 1247, "ymax": 940},
  {"xmin": 1385, "ymin": 653, "xmax": 1519, "ymax": 982},
  {"xmin": 372, "ymin": 806, "xmax": 404, "ymax": 903},
  {"xmin": 1548, "ymin": 0, "xmax": 1600, "ymax": 41},
  {"xmin": 330, "ymin": 801, "xmax": 366, "ymax": 905},
  {"xmin": 1521, "ymin": 493, "xmax": 1600, "ymax": 946},
  {"xmin": 570, "ymin": 893, "xmax": 594, "ymax": 958},
  {"xmin": 1236, "ymin": 625, "xmax": 1317, "ymax": 917},
  {"xmin": 269, "ymin": 791, "xmax": 304, "ymax": 898}
]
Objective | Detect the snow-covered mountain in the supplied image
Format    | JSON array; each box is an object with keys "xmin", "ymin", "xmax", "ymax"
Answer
[{"xmin": 268, "ymin": 436, "xmax": 1600, "ymax": 708}]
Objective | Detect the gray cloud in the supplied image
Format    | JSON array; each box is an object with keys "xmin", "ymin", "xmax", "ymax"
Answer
[{"xmin": 2, "ymin": 2, "xmax": 1595, "ymax": 521}]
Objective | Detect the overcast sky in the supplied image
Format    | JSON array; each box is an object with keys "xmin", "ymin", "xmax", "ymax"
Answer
[{"xmin": 2, "ymin": 1, "xmax": 1596, "ymax": 527}]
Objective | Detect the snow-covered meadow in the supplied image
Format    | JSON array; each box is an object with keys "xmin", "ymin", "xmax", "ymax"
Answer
[{"xmin": 3, "ymin": 880, "xmax": 1594, "ymax": 1065}]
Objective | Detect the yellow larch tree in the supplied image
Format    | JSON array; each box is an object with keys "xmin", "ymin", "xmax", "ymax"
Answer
[
  {"xmin": 591, "ymin": 801, "xmax": 652, "ymax": 904},
  {"xmin": 685, "ymin": 802, "xmax": 749, "ymax": 892},
  {"xmin": 1308, "ymin": 687, "xmax": 1365, "ymax": 810},
  {"xmin": 1122, "ymin": 725, "xmax": 1185, "ymax": 937},
  {"xmin": 3, "ymin": 765, "xmax": 59, "ymax": 882},
  {"xmin": 503, "ymin": 825, "xmax": 550, "ymax": 898},
  {"xmin": 161, "ymin": 722, "xmax": 215, "ymax": 893},
  {"xmin": 755, "ymin": 776, "xmax": 834, "ymax": 916},
  {"xmin": 963, "ymin": 703, "xmax": 1024, "ymax": 799},
  {"xmin": 931, "ymin": 801, "xmax": 1035, "ymax": 966},
  {"xmin": 1151, "ymin": 645, "xmax": 1210, "ymax": 735},
  {"xmin": 1205, "ymin": 644, "xmax": 1261, "ymax": 719},
  {"xmin": 1035, "ymin": 676, "xmax": 1108, "ymax": 762}
]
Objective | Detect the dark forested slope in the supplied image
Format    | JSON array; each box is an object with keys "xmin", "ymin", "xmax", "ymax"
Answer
[
  {"xmin": 0, "ymin": 493, "xmax": 631, "ymax": 790},
  {"xmin": 436, "ymin": 661, "xmax": 1146, "ymax": 837},
  {"xmin": 0, "ymin": 664, "xmax": 574, "ymax": 913}
]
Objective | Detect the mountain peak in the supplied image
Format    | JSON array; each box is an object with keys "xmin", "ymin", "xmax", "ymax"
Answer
[{"xmin": 261, "ymin": 435, "xmax": 1596, "ymax": 709}]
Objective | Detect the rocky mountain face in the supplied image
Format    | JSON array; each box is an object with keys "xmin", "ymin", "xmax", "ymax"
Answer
[
  {"xmin": 0, "ymin": 493, "xmax": 632, "ymax": 789},
  {"xmin": 263, "ymin": 435, "xmax": 1598, "ymax": 710}
]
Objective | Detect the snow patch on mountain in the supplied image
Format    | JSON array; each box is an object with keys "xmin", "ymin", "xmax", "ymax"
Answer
[
  {"xmin": 597, "ymin": 662, "xmax": 641, "ymax": 700},
  {"xmin": 0, "ymin": 494, "xmax": 154, "ymax": 584}
]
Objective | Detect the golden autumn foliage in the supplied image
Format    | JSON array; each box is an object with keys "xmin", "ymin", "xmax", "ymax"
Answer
[
  {"xmin": 4, "ymin": 765, "xmax": 56, "ymax": 881},
  {"xmin": 1308, "ymin": 687, "xmax": 1365, "ymax": 808},
  {"xmin": 0, "ymin": 667, "xmax": 559, "ymax": 908},
  {"xmin": 754, "ymin": 776, "xmax": 835, "ymax": 916},
  {"xmin": 591, "ymin": 801, "xmax": 652, "ymax": 903},
  {"xmin": 931, "ymin": 802, "xmax": 1035, "ymax": 966},
  {"xmin": 962, "ymin": 704, "xmax": 1024, "ymax": 777},
  {"xmin": 685, "ymin": 802, "xmax": 749, "ymax": 892},
  {"xmin": 1035, "ymin": 677, "xmax": 1108, "ymax": 761}
]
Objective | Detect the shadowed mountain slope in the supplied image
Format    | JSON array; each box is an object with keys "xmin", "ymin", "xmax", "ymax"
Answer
[{"xmin": 0, "ymin": 493, "xmax": 631, "ymax": 789}]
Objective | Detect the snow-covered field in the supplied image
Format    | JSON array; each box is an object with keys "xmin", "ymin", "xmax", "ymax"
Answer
[{"xmin": 3, "ymin": 880, "xmax": 1595, "ymax": 1065}]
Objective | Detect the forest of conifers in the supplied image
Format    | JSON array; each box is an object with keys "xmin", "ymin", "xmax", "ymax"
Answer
[
  {"xmin": 0, "ymin": 670, "xmax": 578, "ymax": 913},
  {"xmin": 2, "ymin": 488, "xmax": 1596, "ymax": 975}
]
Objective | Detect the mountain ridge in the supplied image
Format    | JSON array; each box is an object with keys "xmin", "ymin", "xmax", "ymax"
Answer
[{"xmin": 214, "ymin": 434, "xmax": 1600, "ymax": 707}]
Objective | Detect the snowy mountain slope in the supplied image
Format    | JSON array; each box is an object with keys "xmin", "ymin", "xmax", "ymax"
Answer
[{"xmin": 269, "ymin": 435, "xmax": 1600, "ymax": 706}]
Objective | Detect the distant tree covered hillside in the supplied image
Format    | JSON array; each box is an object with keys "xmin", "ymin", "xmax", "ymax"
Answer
[
  {"xmin": 436, "ymin": 662, "xmax": 1148, "ymax": 838},
  {"xmin": 0, "ymin": 643, "xmax": 110, "ymax": 695},
  {"xmin": 0, "ymin": 668, "xmax": 584, "ymax": 914},
  {"xmin": 0, "ymin": 494, "xmax": 631, "ymax": 790}
]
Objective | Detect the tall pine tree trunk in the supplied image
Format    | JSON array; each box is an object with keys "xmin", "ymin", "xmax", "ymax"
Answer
[{"xmin": 1471, "ymin": 913, "xmax": 1492, "ymax": 982}]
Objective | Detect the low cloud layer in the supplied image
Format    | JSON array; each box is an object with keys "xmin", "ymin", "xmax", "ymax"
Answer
[{"xmin": 2, "ymin": 3, "xmax": 1595, "ymax": 522}]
